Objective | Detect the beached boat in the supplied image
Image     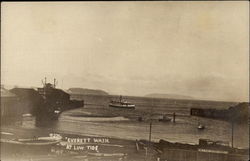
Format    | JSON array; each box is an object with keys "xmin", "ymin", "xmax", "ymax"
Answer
[
  {"xmin": 109, "ymin": 96, "xmax": 135, "ymax": 109},
  {"xmin": 0, "ymin": 134, "xmax": 62, "ymax": 146},
  {"xmin": 0, "ymin": 138, "xmax": 60, "ymax": 146}
]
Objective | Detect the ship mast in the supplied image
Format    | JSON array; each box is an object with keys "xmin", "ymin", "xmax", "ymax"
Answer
[
  {"xmin": 41, "ymin": 77, "xmax": 47, "ymax": 99},
  {"xmin": 53, "ymin": 78, "xmax": 58, "ymax": 88},
  {"xmin": 41, "ymin": 77, "xmax": 47, "ymax": 87}
]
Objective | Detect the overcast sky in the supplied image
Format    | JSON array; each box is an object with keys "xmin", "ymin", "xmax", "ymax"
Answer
[{"xmin": 1, "ymin": 2, "xmax": 249, "ymax": 101}]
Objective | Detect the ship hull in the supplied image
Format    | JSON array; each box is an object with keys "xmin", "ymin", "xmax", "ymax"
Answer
[{"xmin": 109, "ymin": 104, "xmax": 135, "ymax": 109}]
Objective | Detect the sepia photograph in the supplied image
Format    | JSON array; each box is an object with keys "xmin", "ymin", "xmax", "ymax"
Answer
[{"xmin": 1, "ymin": 2, "xmax": 249, "ymax": 161}]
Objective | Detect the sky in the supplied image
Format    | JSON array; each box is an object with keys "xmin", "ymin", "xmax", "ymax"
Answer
[{"xmin": 1, "ymin": 2, "xmax": 249, "ymax": 102}]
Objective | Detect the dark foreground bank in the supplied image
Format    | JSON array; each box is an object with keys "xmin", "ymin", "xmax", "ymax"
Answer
[{"xmin": 1, "ymin": 125, "xmax": 248, "ymax": 161}]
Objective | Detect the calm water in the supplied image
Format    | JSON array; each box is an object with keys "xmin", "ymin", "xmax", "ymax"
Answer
[{"xmin": 22, "ymin": 95, "xmax": 249, "ymax": 148}]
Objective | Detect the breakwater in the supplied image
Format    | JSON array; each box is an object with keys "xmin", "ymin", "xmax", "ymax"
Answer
[{"xmin": 190, "ymin": 102, "xmax": 249, "ymax": 123}]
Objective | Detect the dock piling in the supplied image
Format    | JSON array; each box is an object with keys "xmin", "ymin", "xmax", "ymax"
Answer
[{"xmin": 173, "ymin": 112, "xmax": 176, "ymax": 123}]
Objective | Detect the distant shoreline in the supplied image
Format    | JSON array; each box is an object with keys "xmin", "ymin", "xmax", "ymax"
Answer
[
  {"xmin": 70, "ymin": 93, "xmax": 239, "ymax": 104},
  {"xmin": 2, "ymin": 84, "xmax": 243, "ymax": 103}
]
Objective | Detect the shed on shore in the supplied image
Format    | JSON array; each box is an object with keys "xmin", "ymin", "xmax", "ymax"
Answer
[{"xmin": 10, "ymin": 88, "xmax": 44, "ymax": 116}]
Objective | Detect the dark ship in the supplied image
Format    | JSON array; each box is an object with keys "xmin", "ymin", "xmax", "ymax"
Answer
[
  {"xmin": 109, "ymin": 95, "xmax": 135, "ymax": 109},
  {"xmin": 1, "ymin": 78, "xmax": 83, "ymax": 125},
  {"xmin": 33, "ymin": 78, "xmax": 84, "ymax": 122}
]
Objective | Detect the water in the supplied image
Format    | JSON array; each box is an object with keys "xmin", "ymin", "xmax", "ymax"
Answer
[{"xmin": 22, "ymin": 95, "xmax": 249, "ymax": 148}]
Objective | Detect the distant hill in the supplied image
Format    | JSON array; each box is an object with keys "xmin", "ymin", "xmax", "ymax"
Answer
[
  {"xmin": 145, "ymin": 93, "xmax": 194, "ymax": 100},
  {"xmin": 67, "ymin": 88, "xmax": 109, "ymax": 96}
]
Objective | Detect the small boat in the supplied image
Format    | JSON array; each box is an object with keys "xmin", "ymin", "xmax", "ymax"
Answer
[
  {"xmin": 109, "ymin": 96, "xmax": 135, "ymax": 109},
  {"xmin": 198, "ymin": 124, "xmax": 205, "ymax": 130},
  {"xmin": 87, "ymin": 152, "xmax": 126, "ymax": 157},
  {"xmin": 159, "ymin": 115, "xmax": 171, "ymax": 122},
  {"xmin": 1, "ymin": 132, "xmax": 14, "ymax": 136},
  {"xmin": 0, "ymin": 138, "xmax": 60, "ymax": 146},
  {"xmin": 22, "ymin": 113, "xmax": 32, "ymax": 117},
  {"xmin": 0, "ymin": 134, "xmax": 62, "ymax": 146}
]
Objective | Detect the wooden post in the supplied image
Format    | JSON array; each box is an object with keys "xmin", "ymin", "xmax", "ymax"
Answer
[
  {"xmin": 173, "ymin": 112, "xmax": 176, "ymax": 123},
  {"xmin": 135, "ymin": 139, "xmax": 139, "ymax": 151},
  {"xmin": 231, "ymin": 121, "xmax": 234, "ymax": 148},
  {"xmin": 149, "ymin": 121, "xmax": 152, "ymax": 142},
  {"xmin": 145, "ymin": 121, "xmax": 152, "ymax": 161}
]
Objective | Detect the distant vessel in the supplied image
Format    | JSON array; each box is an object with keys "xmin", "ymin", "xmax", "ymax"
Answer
[
  {"xmin": 197, "ymin": 123, "xmax": 205, "ymax": 130},
  {"xmin": 109, "ymin": 96, "xmax": 135, "ymax": 109}
]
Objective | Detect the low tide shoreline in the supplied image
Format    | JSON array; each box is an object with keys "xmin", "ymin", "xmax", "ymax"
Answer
[
  {"xmin": 1, "ymin": 124, "xmax": 147, "ymax": 161},
  {"xmin": 1, "ymin": 123, "xmax": 249, "ymax": 161}
]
